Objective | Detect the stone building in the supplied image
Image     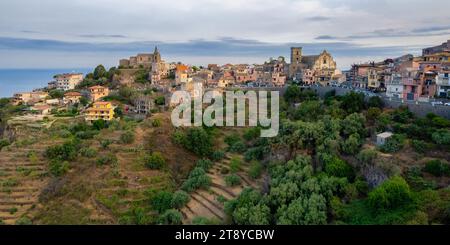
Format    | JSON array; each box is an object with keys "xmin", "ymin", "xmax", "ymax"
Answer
[
  {"xmin": 119, "ymin": 47, "xmax": 162, "ymax": 69},
  {"xmin": 134, "ymin": 96, "xmax": 154, "ymax": 115},
  {"xmin": 289, "ymin": 47, "xmax": 337, "ymax": 85}
]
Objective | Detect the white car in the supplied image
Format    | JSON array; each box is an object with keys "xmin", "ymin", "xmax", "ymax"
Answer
[
  {"xmin": 445, "ymin": 102, "xmax": 450, "ymax": 106},
  {"xmin": 431, "ymin": 101, "xmax": 444, "ymax": 106}
]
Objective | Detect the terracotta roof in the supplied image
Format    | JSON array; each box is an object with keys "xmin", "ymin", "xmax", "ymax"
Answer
[
  {"xmin": 176, "ymin": 65, "xmax": 189, "ymax": 72},
  {"xmin": 93, "ymin": 102, "xmax": 111, "ymax": 105},
  {"xmin": 64, "ymin": 92, "xmax": 82, "ymax": 96}
]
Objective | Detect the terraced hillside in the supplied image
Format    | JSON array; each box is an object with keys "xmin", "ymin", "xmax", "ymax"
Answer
[
  {"xmin": 0, "ymin": 134, "xmax": 57, "ymax": 224},
  {"xmin": 181, "ymin": 153, "xmax": 266, "ymax": 224}
]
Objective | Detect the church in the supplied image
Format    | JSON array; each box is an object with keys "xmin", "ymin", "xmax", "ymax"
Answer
[
  {"xmin": 119, "ymin": 46, "xmax": 162, "ymax": 69},
  {"xmin": 288, "ymin": 47, "xmax": 338, "ymax": 85}
]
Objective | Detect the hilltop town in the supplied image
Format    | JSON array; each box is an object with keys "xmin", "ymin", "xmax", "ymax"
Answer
[{"xmin": 0, "ymin": 40, "xmax": 449, "ymax": 225}]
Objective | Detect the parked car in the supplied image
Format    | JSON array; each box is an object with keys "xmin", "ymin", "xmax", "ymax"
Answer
[
  {"xmin": 445, "ymin": 102, "xmax": 450, "ymax": 106},
  {"xmin": 431, "ymin": 101, "xmax": 444, "ymax": 106}
]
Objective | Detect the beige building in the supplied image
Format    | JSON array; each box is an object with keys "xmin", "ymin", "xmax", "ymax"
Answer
[
  {"xmin": 13, "ymin": 91, "xmax": 48, "ymax": 105},
  {"xmin": 64, "ymin": 91, "xmax": 83, "ymax": 104},
  {"xmin": 52, "ymin": 73, "xmax": 83, "ymax": 91},
  {"xmin": 89, "ymin": 85, "xmax": 109, "ymax": 102}
]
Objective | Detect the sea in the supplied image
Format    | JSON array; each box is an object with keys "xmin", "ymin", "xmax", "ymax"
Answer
[{"xmin": 0, "ymin": 68, "xmax": 92, "ymax": 98}]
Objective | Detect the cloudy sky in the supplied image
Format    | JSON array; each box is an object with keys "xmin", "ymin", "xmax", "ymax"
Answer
[{"xmin": 0, "ymin": 0, "xmax": 450, "ymax": 70}]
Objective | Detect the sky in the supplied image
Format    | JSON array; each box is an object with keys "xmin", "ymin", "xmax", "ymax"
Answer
[{"xmin": 0, "ymin": 0, "xmax": 450, "ymax": 70}]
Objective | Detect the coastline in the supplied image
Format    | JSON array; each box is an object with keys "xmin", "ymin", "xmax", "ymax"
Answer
[{"xmin": 0, "ymin": 68, "xmax": 91, "ymax": 98}]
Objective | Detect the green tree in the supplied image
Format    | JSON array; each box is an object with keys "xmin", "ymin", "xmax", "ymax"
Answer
[
  {"xmin": 225, "ymin": 174, "xmax": 242, "ymax": 187},
  {"xmin": 292, "ymin": 100, "xmax": 323, "ymax": 121},
  {"xmin": 155, "ymin": 96, "xmax": 165, "ymax": 106},
  {"xmin": 324, "ymin": 156, "xmax": 354, "ymax": 180},
  {"xmin": 49, "ymin": 89, "xmax": 64, "ymax": 99},
  {"xmin": 151, "ymin": 191, "xmax": 173, "ymax": 213},
  {"xmin": 341, "ymin": 91, "xmax": 365, "ymax": 113},
  {"xmin": 171, "ymin": 190, "xmax": 190, "ymax": 209},
  {"xmin": 432, "ymin": 129, "xmax": 450, "ymax": 145},
  {"xmin": 183, "ymin": 127, "xmax": 213, "ymax": 156},
  {"xmin": 367, "ymin": 96, "xmax": 384, "ymax": 109},
  {"xmin": 277, "ymin": 194, "xmax": 327, "ymax": 225},
  {"xmin": 158, "ymin": 209, "xmax": 183, "ymax": 225},
  {"xmin": 423, "ymin": 160, "xmax": 450, "ymax": 177},
  {"xmin": 94, "ymin": 65, "xmax": 107, "ymax": 79},
  {"xmin": 49, "ymin": 160, "xmax": 70, "ymax": 177},
  {"xmin": 341, "ymin": 134, "xmax": 361, "ymax": 155},
  {"xmin": 368, "ymin": 176, "xmax": 413, "ymax": 211}
]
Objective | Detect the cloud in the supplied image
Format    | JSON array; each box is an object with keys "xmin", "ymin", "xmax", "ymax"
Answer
[
  {"xmin": 0, "ymin": 36, "xmax": 419, "ymax": 70},
  {"xmin": 78, "ymin": 34, "xmax": 128, "ymax": 38},
  {"xmin": 305, "ymin": 16, "xmax": 332, "ymax": 22},
  {"xmin": 412, "ymin": 25, "xmax": 450, "ymax": 33},
  {"xmin": 315, "ymin": 35, "xmax": 338, "ymax": 40}
]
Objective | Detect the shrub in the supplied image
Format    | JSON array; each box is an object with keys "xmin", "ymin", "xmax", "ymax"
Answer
[
  {"xmin": 183, "ymin": 128, "xmax": 213, "ymax": 156},
  {"xmin": 357, "ymin": 149, "xmax": 378, "ymax": 166},
  {"xmin": 75, "ymin": 130, "xmax": 97, "ymax": 139},
  {"xmin": 158, "ymin": 209, "xmax": 182, "ymax": 225},
  {"xmin": 79, "ymin": 147, "xmax": 97, "ymax": 158},
  {"xmin": 368, "ymin": 176, "xmax": 413, "ymax": 211},
  {"xmin": 171, "ymin": 190, "xmax": 190, "ymax": 209},
  {"xmin": 341, "ymin": 134, "xmax": 361, "ymax": 155},
  {"xmin": 229, "ymin": 157, "xmax": 242, "ymax": 173},
  {"xmin": 99, "ymin": 139, "xmax": 113, "ymax": 149},
  {"xmin": 181, "ymin": 167, "xmax": 211, "ymax": 193},
  {"xmin": 97, "ymin": 153, "xmax": 118, "ymax": 166},
  {"xmin": 423, "ymin": 160, "xmax": 450, "ymax": 177},
  {"xmin": 92, "ymin": 119, "xmax": 109, "ymax": 130},
  {"xmin": 367, "ymin": 107, "xmax": 382, "ymax": 121},
  {"xmin": 151, "ymin": 191, "xmax": 173, "ymax": 213},
  {"xmin": 244, "ymin": 127, "xmax": 261, "ymax": 141},
  {"xmin": 244, "ymin": 147, "xmax": 266, "ymax": 162},
  {"xmin": 45, "ymin": 140, "xmax": 79, "ymax": 161},
  {"xmin": 15, "ymin": 217, "xmax": 32, "ymax": 225},
  {"xmin": 225, "ymin": 174, "xmax": 242, "ymax": 187},
  {"xmin": 152, "ymin": 119, "xmax": 162, "ymax": 127},
  {"xmin": 196, "ymin": 159, "xmax": 213, "ymax": 171},
  {"xmin": 324, "ymin": 156, "xmax": 354, "ymax": 180},
  {"xmin": 432, "ymin": 129, "xmax": 450, "ymax": 145},
  {"xmin": 380, "ymin": 134, "xmax": 405, "ymax": 153},
  {"xmin": 0, "ymin": 139, "xmax": 10, "ymax": 150},
  {"xmin": 49, "ymin": 160, "xmax": 70, "ymax": 177},
  {"xmin": 224, "ymin": 133, "xmax": 241, "ymax": 147},
  {"xmin": 120, "ymin": 131, "xmax": 135, "ymax": 144},
  {"xmin": 143, "ymin": 152, "xmax": 166, "ymax": 170},
  {"xmin": 192, "ymin": 216, "xmax": 220, "ymax": 225},
  {"xmin": 411, "ymin": 140, "xmax": 430, "ymax": 154},
  {"xmin": 229, "ymin": 141, "xmax": 247, "ymax": 153},
  {"xmin": 211, "ymin": 151, "xmax": 225, "ymax": 161},
  {"xmin": 248, "ymin": 161, "xmax": 263, "ymax": 179},
  {"xmin": 367, "ymin": 96, "xmax": 384, "ymax": 109},
  {"xmin": 171, "ymin": 130, "xmax": 187, "ymax": 145},
  {"xmin": 154, "ymin": 96, "xmax": 165, "ymax": 106}
]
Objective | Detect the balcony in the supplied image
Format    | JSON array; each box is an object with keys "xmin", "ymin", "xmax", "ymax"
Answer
[
  {"xmin": 402, "ymin": 79, "xmax": 419, "ymax": 86},
  {"xmin": 436, "ymin": 77, "xmax": 450, "ymax": 86}
]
